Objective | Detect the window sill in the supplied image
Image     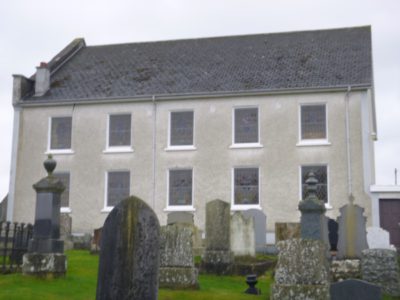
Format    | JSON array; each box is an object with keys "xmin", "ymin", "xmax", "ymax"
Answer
[
  {"xmin": 231, "ymin": 204, "xmax": 262, "ymax": 211},
  {"xmin": 103, "ymin": 147, "xmax": 134, "ymax": 154},
  {"xmin": 163, "ymin": 206, "xmax": 196, "ymax": 212},
  {"xmin": 45, "ymin": 149, "xmax": 75, "ymax": 155},
  {"xmin": 101, "ymin": 207, "xmax": 114, "ymax": 213},
  {"xmin": 60, "ymin": 207, "xmax": 72, "ymax": 213},
  {"xmin": 165, "ymin": 146, "xmax": 197, "ymax": 152},
  {"xmin": 296, "ymin": 140, "xmax": 331, "ymax": 147},
  {"xmin": 325, "ymin": 203, "xmax": 333, "ymax": 210},
  {"xmin": 230, "ymin": 143, "xmax": 263, "ymax": 149}
]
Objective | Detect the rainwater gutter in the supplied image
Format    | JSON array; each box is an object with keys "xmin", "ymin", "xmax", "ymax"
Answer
[
  {"xmin": 345, "ymin": 86, "xmax": 353, "ymax": 199},
  {"xmin": 152, "ymin": 95, "xmax": 157, "ymax": 209}
]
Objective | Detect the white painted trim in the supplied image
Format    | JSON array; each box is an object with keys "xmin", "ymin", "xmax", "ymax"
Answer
[
  {"xmin": 103, "ymin": 170, "xmax": 131, "ymax": 211},
  {"xmin": 106, "ymin": 113, "xmax": 133, "ymax": 150},
  {"xmin": 167, "ymin": 109, "xmax": 195, "ymax": 148},
  {"xmin": 299, "ymin": 164, "xmax": 331, "ymax": 207},
  {"xmin": 165, "ymin": 168, "xmax": 194, "ymax": 210},
  {"xmin": 298, "ymin": 102, "xmax": 329, "ymax": 144},
  {"xmin": 60, "ymin": 207, "xmax": 72, "ymax": 213},
  {"xmin": 229, "ymin": 143, "xmax": 264, "ymax": 149},
  {"xmin": 231, "ymin": 166, "xmax": 261, "ymax": 210},
  {"xmin": 296, "ymin": 140, "xmax": 331, "ymax": 147},
  {"xmin": 102, "ymin": 147, "xmax": 134, "ymax": 154},
  {"xmin": 47, "ymin": 116, "xmax": 73, "ymax": 152},
  {"xmin": 232, "ymin": 106, "xmax": 260, "ymax": 145},
  {"xmin": 6, "ymin": 107, "xmax": 21, "ymax": 221},
  {"xmin": 370, "ymin": 185, "xmax": 400, "ymax": 193}
]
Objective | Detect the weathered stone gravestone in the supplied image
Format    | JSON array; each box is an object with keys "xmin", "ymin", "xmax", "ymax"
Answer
[
  {"xmin": 243, "ymin": 209, "xmax": 266, "ymax": 253},
  {"xmin": 275, "ymin": 222, "xmax": 300, "ymax": 242},
  {"xmin": 337, "ymin": 196, "xmax": 369, "ymax": 259},
  {"xmin": 330, "ymin": 279, "xmax": 381, "ymax": 300},
  {"xmin": 331, "ymin": 259, "xmax": 361, "ymax": 282},
  {"xmin": 366, "ymin": 226, "xmax": 395, "ymax": 250},
  {"xmin": 90, "ymin": 227, "xmax": 102, "ymax": 254},
  {"xmin": 202, "ymin": 199, "xmax": 234, "ymax": 275},
  {"xmin": 167, "ymin": 212, "xmax": 194, "ymax": 225},
  {"xmin": 60, "ymin": 213, "xmax": 73, "ymax": 250},
  {"xmin": 22, "ymin": 155, "xmax": 67, "ymax": 278},
  {"xmin": 96, "ymin": 196, "xmax": 160, "ymax": 300},
  {"xmin": 159, "ymin": 224, "xmax": 198, "ymax": 289},
  {"xmin": 230, "ymin": 212, "xmax": 255, "ymax": 257},
  {"xmin": 361, "ymin": 249, "xmax": 400, "ymax": 297},
  {"xmin": 271, "ymin": 173, "xmax": 330, "ymax": 299}
]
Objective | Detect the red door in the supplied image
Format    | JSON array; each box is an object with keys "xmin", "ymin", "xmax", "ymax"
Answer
[{"xmin": 379, "ymin": 199, "xmax": 400, "ymax": 248}]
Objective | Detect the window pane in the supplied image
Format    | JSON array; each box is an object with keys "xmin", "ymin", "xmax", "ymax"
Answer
[
  {"xmin": 54, "ymin": 172, "xmax": 70, "ymax": 207},
  {"xmin": 107, "ymin": 171, "xmax": 130, "ymax": 207},
  {"xmin": 169, "ymin": 170, "xmax": 192, "ymax": 206},
  {"xmin": 51, "ymin": 117, "xmax": 72, "ymax": 149},
  {"xmin": 301, "ymin": 166, "xmax": 328, "ymax": 203},
  {"xmin": 235, "ymin": 108, "xmax": 258, "ymax": 143},
  {"xmin": 234, "ymin": 168, "xmax": 259, "ymax": 205},
  {"xmin": 170, "ymin": 111, "xmax": 194, "ymax": 146},
  {"xmin": 301, "ymin": 105, "xmax": 326, "ymax": 140},
  {"xmin": 109, "ymin": 114, "xmax": 131, "ymax": 147}
]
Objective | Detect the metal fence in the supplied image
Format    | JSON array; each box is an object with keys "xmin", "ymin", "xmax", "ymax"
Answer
[{"xmin": 0, "ymin": 221, "xmax": 33, "ymax": 274}]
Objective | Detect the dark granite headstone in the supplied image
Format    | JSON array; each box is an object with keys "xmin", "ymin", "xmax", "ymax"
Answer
[
  {"xmin": 96, "ymin": 196, "xmax": 160, "ymax": 300},
  {"xmin": 167, "ymin": 212, "xmax": 194, "ymax": 225},
  {"xmin": 330, "ymin": 279, "xmax": 381, "ymax": 300},
  {"xmin": 243, "ymin": 209, "xmax": 266, "ymax": 253},
  {"xmin": 328, "ymin": 218, "xmax": 339, "ymax": 251}
]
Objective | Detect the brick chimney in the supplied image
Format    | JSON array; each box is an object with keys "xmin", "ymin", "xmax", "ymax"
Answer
[{"xmin": 34, "ymin": 62, "xmax": 50, "ymax": 97}]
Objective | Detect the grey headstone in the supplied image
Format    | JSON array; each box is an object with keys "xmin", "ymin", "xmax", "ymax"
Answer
[
  {"xmin": 202, "ymin": 199, "xmax": 234, "ymax": 274},
  {"xmin": 361, "ymin": 249, "xmax": 400, "ymax": 296},
  {"xmin": 243, "ymin": 209, "xmax": 266, "ymax": 253},
  {"xmin": 60, "ymin": 214, "xmax": 71, "ymax": 240},
  {"xmin": 166, "ymin": 212, "xmax": 194, "ymax": 225},
  {"xmin": 271, "ymin": 239, "xmax": 330, "ymax": 299},
  {"xmin": 0, "ymin": 195, "xmax": 7, "ymax": 222},
  {"xmin": 366, "ymin": 227, "xmax": 395, "ymax": 250},
  {"xmin": 159, "ymin": 224, "xmax": 198, "ymax": 289},
  {"xmin": 328, "ymin": 218, "xmax": 339, "ymax": 251},
  {"xmin": 96, "ymin": 196, "xmax": 160, "ymax": 300},
  {"xmin": 337, "ymin": 200, "xmax": 369, "ymax": 259},
  {"xmin": 330, "ymin": 279, "xmax": 381, "ymax": 300},
  {"xmin": 230, "ymin": 212, "xmax": 255, "ymax": 256}
]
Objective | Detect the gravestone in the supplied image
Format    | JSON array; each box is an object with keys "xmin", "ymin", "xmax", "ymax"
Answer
[
  {"xmin": 275, "ymin": 222, "xmax": 300, "ymax": 242},
  {"xmin": 328, "ymin": 218, "xmax": 339, "ymax": 251},
  {"xmin": 167, "ymin": 212, "xmax": 194, "ymax": 225},
  {"xmin": 330, "ymin": 279, "xmax": 381, "ymax": 300},
  {"xmin": 159, "ymin": 224, "xmax": 198, "ymax": 289},
  {"xmin": 202, "ymin": 199, "xmax": 234, "ymax": 275},
  {"xmin": 331, "ymin": 259, "xmax": 361, "ymax": 282},
  {"xmin": 337, "ymin": 196, "xmax": 369, "ymax": 259},
  {"xmin": 230, "ymin": 212, "xmax": 255, "ymax": 257},
  {"xmin": 60, "ymin": 213, "xmax": 73, "ymax": 250},
  {"xmin": 90, "ymin": 227, "xmax": 102, "ymax": 254},
  {"xmin": 0, "ymin": 195, "xmax": 7, "ymax": 222},
  {"xmin": 96, "ymin": 196, "xmax": 160, "ymax": 300},
  {"xmin": 243, "ymin": 209, "xmax": 266, "ymax": 253},
  {"xmin": 361, "ymin": 249, "xmax": 400, "ymax": 297},
  {"xmin": 22, "ymin": 155, "xmax": 67, "ymax": 278},
  {"xmin": 366, "ymin": 226, "xmax": 395, "ymax": 250}
]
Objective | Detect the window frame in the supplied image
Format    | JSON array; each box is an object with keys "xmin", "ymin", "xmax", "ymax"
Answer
[
  {"xmin": 297, "ymin": 103, "xmax": 330, "ymax": 146},
  {"xmin": 102, "ymin": 170, "xmax": 131, "ymax": 212},
  {"xmin": 54, "ymin": 171, "xmax": 71, "ymax": 213},
  {"xmin": 231, "ymin": 166, "xmax": 262, "ymax": 210},
  {"xmin": 165, "ymin": 168, "xmax": 195, "ymax": 211},
  {"xmin": 166, "ymin": 110, "xmax": 196, "ymax": 151},
  {"xmin": 47, "ymin": 116, "xmax": 74, "ymax": 154},
  {"xmin": 231, "ymin": 106, "xmax": 263, "ymax": 149},
  {"xmin": 299, "ymin": 164, "xmax": 331, "ymax": 208},
  {"xmin": 104, "ymin": 113, "xmax": 133, "ymax": 153}
]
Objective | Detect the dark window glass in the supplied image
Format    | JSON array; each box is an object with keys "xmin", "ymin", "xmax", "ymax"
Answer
[
  {"xmin": 50, "ymin": 117, "xmax": 72, "ymax": 149},
  {"xmin": 301, "ymin": 105, "xmax": 326, "ymax": 140},
  {"xmin": 234, "ymin": 168, "xmax": 259, "ymax": 205},
  {"xmin": 301, "ymin": 166, "xmax": 328, "ymax": 203},
  {"xmin": 234, "ymin": 108, "xmax": 258, "ymax": 143},
  {"xmin": 170, "ymin": 111, "xmax": 194, "ymax": 146},
  {"xmin": 109, "ymin": 114, "xmax": 131, "ymax": 147},
  {"xmin": 169, "ymin": 169, "xmax": 192, "ymax": 206},
  {"xmin": 54, "ymin": 172, "xmax": 70, "ymax": 207},
  {"xmin": 107, "ymin": 171, "xmax": 130, "ymax": 207}
]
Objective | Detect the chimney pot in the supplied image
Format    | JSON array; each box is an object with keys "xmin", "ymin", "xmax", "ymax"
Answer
[{"xmin": 39, "ymin": 62, "xmax": 48, "ymax": 68}]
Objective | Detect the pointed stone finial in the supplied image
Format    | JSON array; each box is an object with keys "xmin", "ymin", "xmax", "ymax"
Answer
[
  {"xmin": 306, "ymin": 172, "xmax": 318, "ymax": 199},
  {"xmin": 43, "ymin": 154, "xmax": 57, "ymax": 176}
]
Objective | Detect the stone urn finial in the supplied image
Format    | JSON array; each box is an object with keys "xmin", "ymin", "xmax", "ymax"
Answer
[
  {"xmin": 305, "ymin": 172, "xmax": 318, "ymax": 198},
  {"xmin": 43, "ymin": 154, "xmax": 57, "ymax": 176}
]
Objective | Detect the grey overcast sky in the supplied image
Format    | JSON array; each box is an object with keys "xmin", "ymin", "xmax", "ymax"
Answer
[{"xmin": 0, "ymin": 0, "xmax": 399, "ymax": 199}]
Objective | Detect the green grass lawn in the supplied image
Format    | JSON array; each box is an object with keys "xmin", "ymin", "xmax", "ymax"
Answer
[{"xmin": 0, "ymin": 250, "xmax": 398, "ymax": 300}]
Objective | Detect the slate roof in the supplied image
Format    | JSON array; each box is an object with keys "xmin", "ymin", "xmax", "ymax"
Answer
[{"xmin": 23, "ymin": 26, "xmax": 372, "ymax": 102}]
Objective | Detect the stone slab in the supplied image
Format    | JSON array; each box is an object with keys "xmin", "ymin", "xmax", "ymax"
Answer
[
  {"xmin": 205, "ymin": 200, "xmax": 231, "ymax": 251},
  {"xmin": 331, "ymin": 259, "xmax": 361, "ymax": 282},
  {"xmin": 230, "ymin": 212, "xmax": 255, "ymax": 257},
  {"xmin": 330, "ymin": 279, "xmax": 381, "ymax": 300},
  {"xmin": 159, "ymin": 267, "xmax": 199, "ymax": 289},
  {"xmin": 367, "ymin": 226, "xmax": 395, "ymax": 250},
  {"xmin": 271, "ymin": 284, "xmax": 330, "ymax": 300},
  {"xmin": 22, "ymin": 253, "xmax": 67, "ymax": 278},
  {"xmin": 167, "ymin": 212, "xmax": 194, "ymax": 225},
  {"xmin": 201, "ymin": 250, "xmax": 234, "ymax": 275},
  {"xmin": 96, "ymin": 196, "xmax": 160, "ymax": 300},
  {"xmin": 243, "ymin": 209, "xmax": 266, "ymax": 253}
]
